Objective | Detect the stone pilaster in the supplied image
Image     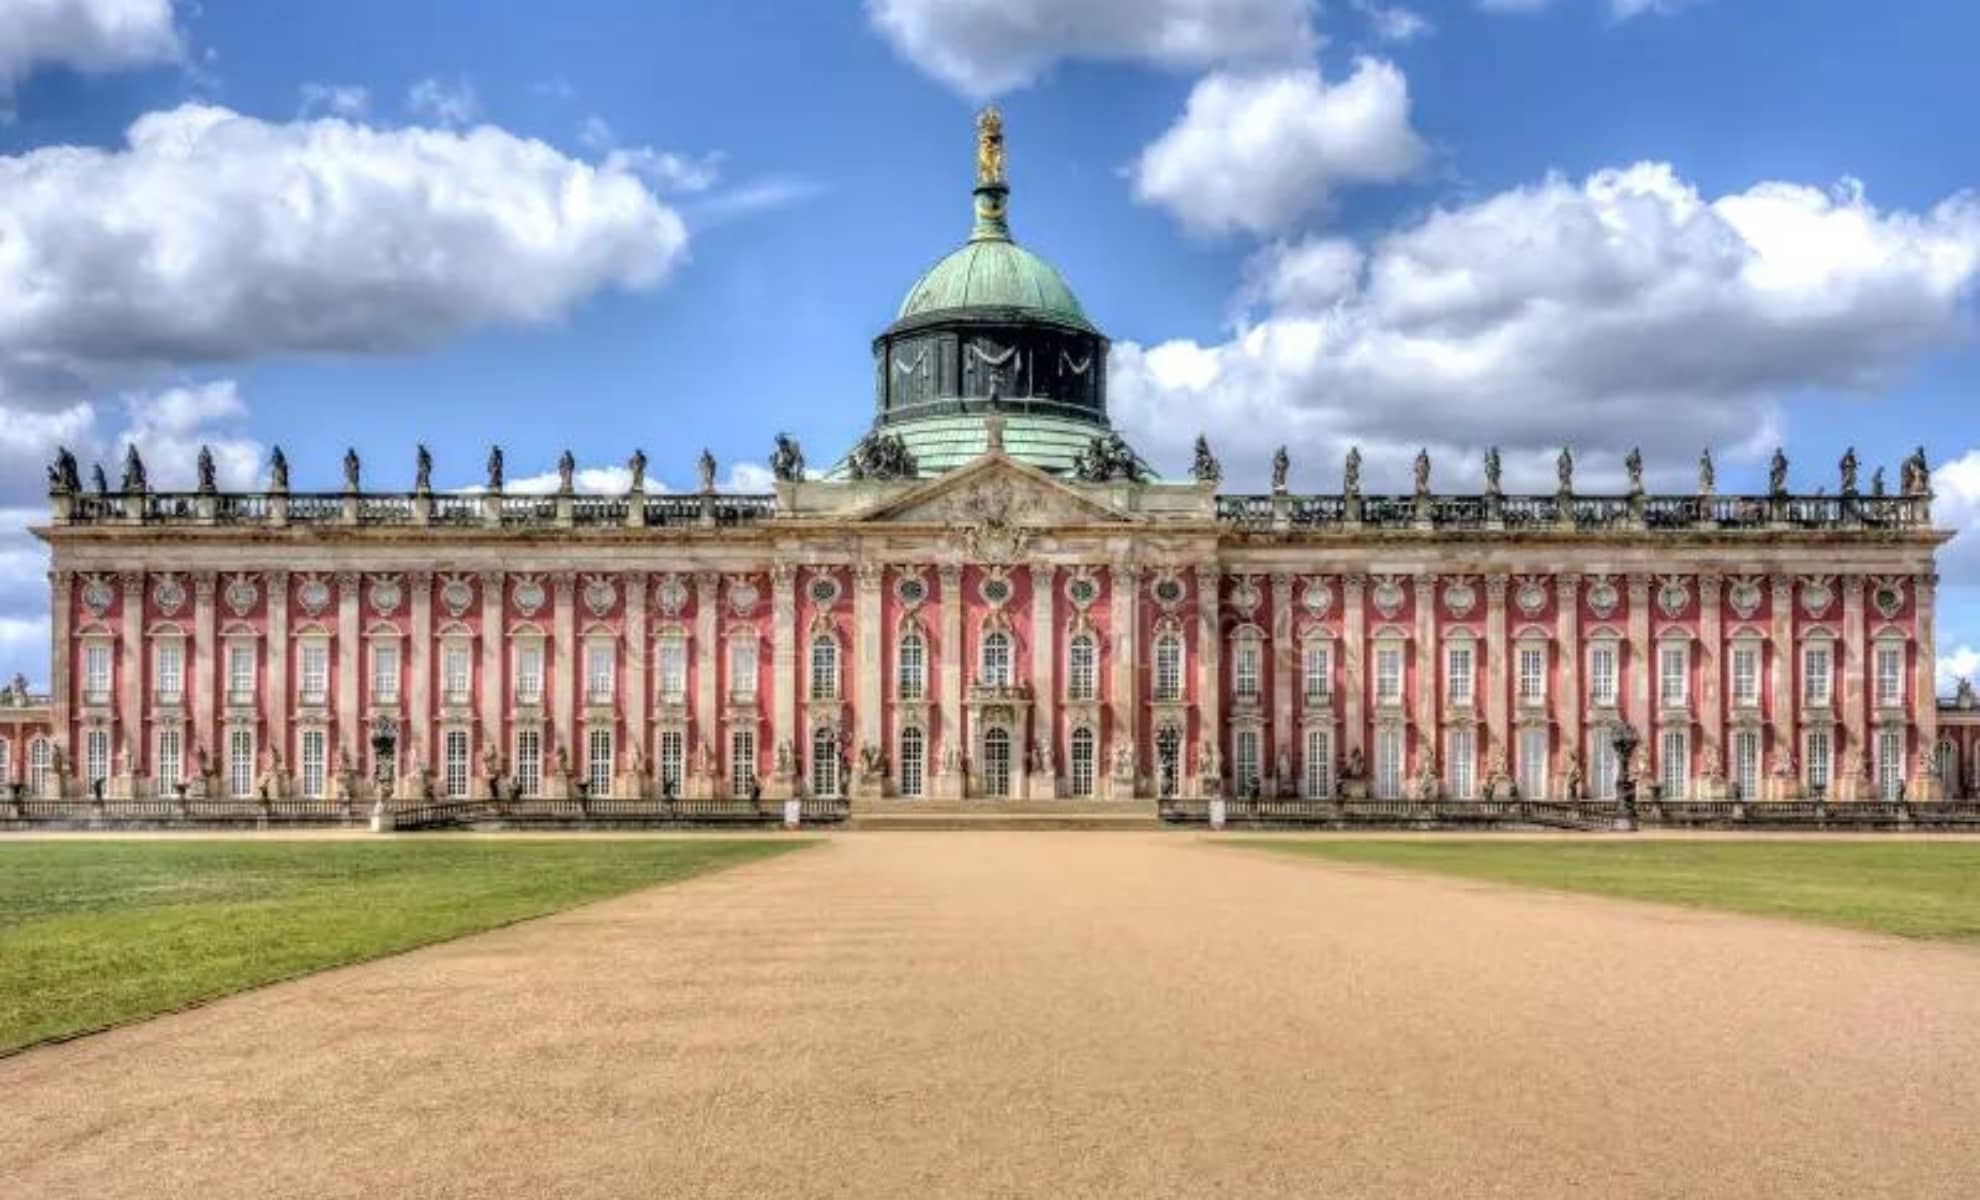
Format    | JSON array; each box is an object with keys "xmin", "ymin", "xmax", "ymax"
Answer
[
  {"xmin": 623, "ymin": 570, "xmax": 647, "ymax": 770},
  {"xmin": 552, "ymin": 572, "xmax": 576, "ymax": 770},
  {"xmin": 1840, "ymin": 574, "xmax": 1864, "ymax": 783},
  {"xmin": 1109, "ymin": 561, "xmax": 1140, "ymax": 797},
  {"xmin": 1913, "ymin": 572, "xmax": 1941, "ymax": 797},
  {"xmin": 479, "ymin": 572, "xmax": 504, "ymax": 772},
  {"xmin": 1031, "ymin": 563, "xmax": 1057, "ymax": 798},
  {"xmin": 1484, "ymin": 574, "xmax": 1508, "ymax": 770},
  {"xmin": 191, "ymin": 572, "xmax": 215, "ymax": 769},
  {"xmin": 693, "ymin": 572, "xmax": 718, "ymax": 795},
  {"xmin": 1769, "ymin": 574, "xmax": 1794, "ymax": 774},
  {"xmin": 118, "ymin": 573, "xmax": 143, "ymax": 795},
  {"xmin": 1555, "ymin": 573, "xmax": 1580, "ymax": 786},
  {"xmin": 50, "ymin": 570, "xmax": 73, "ymax": 764},
  {"xmin": 266, "ymin": 570, "xmax": 290, "ymax": 778},
  {"xmin": 338, "ymin": 572, "xmax": 361, "ymax": 766},
  {"xmin": 1268, "ymin": 572, "xmax": 1292, "ymax": 794},
  {"xmin": 770, "ymin": 562, "xmax": 796, "ymax": 800},
  {"xmin": 855, "ymin": 563, "xmax": 884, "ymax": 770},
  {"xmin": 938, "ymin": 564, "xmax": 963, "ymax": 798},
  {"xmin": 1699, "ymin": 572, "xmax": 1724, "ymax": 771},
  {"xmin": 1414, "ymin": 574, "xmax": 1436, "ymax": 780},
  {"xmin": 1343, "ymin": 574, "xmax": 1366, "ymax": 763},
  {"xmin": 1627, "ymin": 574, "xmax": 1652, "ymax": 746},
  {"xmin": 409, "ymin": 571, "xmax": 432, "ymax": 786}
]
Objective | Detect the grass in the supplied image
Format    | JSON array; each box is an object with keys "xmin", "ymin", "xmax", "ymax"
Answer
[
  {"xmin": 1245, "ymin": 838, "xmax": 1980, "ymax": 943},
  {"xmin": 0, "ymin": 837, "xmax": 807, "ymax": 1054}
]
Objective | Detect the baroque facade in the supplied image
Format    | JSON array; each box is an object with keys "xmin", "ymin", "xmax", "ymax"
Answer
[{"xmin": 8, "ymin": 110, "xmax": 1975, "ymax": 812}]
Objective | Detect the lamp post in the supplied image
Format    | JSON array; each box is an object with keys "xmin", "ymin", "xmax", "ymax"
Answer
[
  {"xmin": 1611, "ymin": 723, "xmax": 1641, "ymax": 832},
  {"xmin": 369, "ymin": 715, "xmax": 397, "ymax": 831}
]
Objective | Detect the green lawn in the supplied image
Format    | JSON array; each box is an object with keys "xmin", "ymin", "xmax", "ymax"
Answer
[
  {"xmin": 1244, "ymin": 839, "xmax": 1980, "ymax": 943},
  {"xmin": 0, "ymin": 837, "xmax": 806, "ymax": 1054}
]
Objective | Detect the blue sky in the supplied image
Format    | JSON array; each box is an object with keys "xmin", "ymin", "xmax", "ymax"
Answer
[{"xmin": 3, "ymin": 0, "xmax": 1979, "ymax": 685}]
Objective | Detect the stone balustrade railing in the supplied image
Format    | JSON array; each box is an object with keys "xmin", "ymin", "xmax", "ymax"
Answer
[
  {"xmin": 1215, "ymin": 492, "xmax": 1933, "ymax": 532},
  {"xmin": 52, "ymin": 491, "xmax": 783, "ymax": 530}
]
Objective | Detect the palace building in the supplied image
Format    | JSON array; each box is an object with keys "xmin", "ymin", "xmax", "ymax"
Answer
[{"xmin": 5, "ymin": 110, "xmax": 1977, "ymax": 817}]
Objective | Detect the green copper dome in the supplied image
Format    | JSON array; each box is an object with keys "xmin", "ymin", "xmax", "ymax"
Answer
[{"xmin": 896, "ymin": 239, "xmax": 1092, "ymax": 329}]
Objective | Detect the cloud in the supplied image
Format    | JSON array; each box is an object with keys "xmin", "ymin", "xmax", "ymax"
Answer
[
  {"xmin": 475, "ymin": 459, "xmax": 774, "ymax": 495},
  {"xmin": 1931, "ymin": 451, "xmax": 1980, "ymax": 584},
  {"xmin": 1938, "ymin": 644, "xmax": 1980, "ymax": 693},
  {"xmin": 1350, "ymin": 1, "xmax": 1431, "ymax": 42},
  {"xmin": 298, "ymin": 83, "xmax": 369, "ymax": 119},
  {"xmin": 866, "ymin": 0, "xmax": 1317, "ymax": 98},
  {"xmin": 406, "ymin": 76, "xmax": 479, "ymax": 127},
  {"xmin": 579, "ymin": 117, "xmax": 725, "ymax": 194},
  {"xmin": 1478, "ymin": 0, "xmax": 1705, "ymax": 17},
  {"xmin": 0, "ymin": 0, "xmax": 182, "ymax": 97},
  {"xmin": 1111, "ymin": 164, "xmax": 1980, "ymax": 490},
  {"xmin": 1132, "ymin": 60, "xmax": 1426, "ymax": 236}
]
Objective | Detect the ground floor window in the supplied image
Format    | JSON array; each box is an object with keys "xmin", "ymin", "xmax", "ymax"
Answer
[
  {"xmin": 1304, "ymin": 728, "xmax": 1332, "ymax": 799},
  {"xmin": 982, "ymin": 727, "xmax": 1012, "ymax": 797},
  {"xmin": 156, "ymin": 727, "xmax": 182, "ymax": 794},
  {"xmin": 1447, "ymin": 728, "xmax": 1474, "ymax": 800},
  {"xmin": 812, "ymin": 725, "xmax": 840, "ymax": 798},
  {"xmin": 1589, "ymin": 728, "xmax": 1617, "ymax": 800},
  {"xmin": 28, "ymin": 738, "xmax": 52, "ymax": 797},
  {"xmin": 1068, "ymin": 727, "xmax": 1095, "ymax": 797},
  {"xmin": 1733, "ymin": 729, "xmax": 1760, "ymax": 801},
  {"xmin": 658, "ymin": 730, "xmax": 684, "ymax": 796},
  {"xmin": 586, "ymin": 727, "xmax": 613, "ymax": 797},
  {"xmin": 1936, "ymin": 739, "xmax": 1957, "ymax": 799},
  {"xmin": 1805, "ymin": 728, "xmax": 1832, "ymax": 798},
  {"xmin": 1233, "ymin": 728, "xmax": 1260, "ymax": 797},
  {"xmin": 300, "ymin": 728, "xmax": 327, "ymax": 799},
  {"xmin": 1518, "ymin": 728, "xmax": 1547, "ymax": 801},
  {"xmin": 228, "ymin": 727, "xmax": 254, "ymax": 798},
  {"xmin": 1659, "ymin": 728, "xmax": 1688, "ymax": 801},
  {"xmin": 515, "ymin": 728, "xmax": 542, "ymax": 797},
  {"xmin": 731, "ymin": 728, "xmax": 756, "ymax": 797},
  {"xmin": 898, "ymin": 726, "xmax": 924, "ymax": 798},
  {"xmin": 444, "ymin": 729, "xmax": 470, "ymax": 799},
  {"xmin": 85, "ymin": 728, "xmax": 108, "ymax": 790},
  {"xmin": 1878, "ymin": 728, "xmax": 1904, "ymax": 801},
  {"xmin": 1375, "ymin": 727, "xmax": 1403, "ymax": 800},
  {"xmin": 1154, "ymin": 726, "xmax": 1181, "ymax": 799}
]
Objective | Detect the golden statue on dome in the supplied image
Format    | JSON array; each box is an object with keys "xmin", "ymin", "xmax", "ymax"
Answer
[{"xmin": 975, "ymin": 105, "xmax": 1005, "ymax": 188}]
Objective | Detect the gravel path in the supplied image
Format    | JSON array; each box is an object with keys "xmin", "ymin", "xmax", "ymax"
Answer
[{"xmin": 3, "ymin": 833, "xmax": 1978, "ymax": 1198}]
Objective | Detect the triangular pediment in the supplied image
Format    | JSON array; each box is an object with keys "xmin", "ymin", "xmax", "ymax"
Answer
[{"xmin": 855, "ymin": 454, "xmax": 1134, "ymax": 527}]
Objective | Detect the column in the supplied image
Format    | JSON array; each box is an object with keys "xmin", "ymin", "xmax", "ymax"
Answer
[
  {"xmin": 479, "ymin": 571, "xmax": 504, "ymax": 768},
  {"xmin": 769, "ymin": 562, "xmax": 796, "ymax": 798},
  {"xmin": 1196, "ymin": 566, "xmax": 1223, "ymax": 790},
  {"xmin": 1555, "ymin": 573, "xmax": 1581, "ymax": 787},
  {"xmin": 192, "ymin": 571, "xmax": 215, "ymax": 767},
  {"xmin": 50, "ymin": 570, "xmax": 74, "ymax": 765},
  {"xmin": 1769, "ymin": 573, "xmax": 1794, "ymax": 775},
  {"xmin": 266, "ymin": 570, "xmax": 290, "ymax": 778},
  {"xmin": 694, "ymin": 573, "xmax": 718, "ymax": 789},
  {"xmin": 1267, "ymin": 572, "xmax": 1291, "ymax": 793},
  {"xmin": 119, "ymin": 573, "xmax": 144, "ymax": 793},
  {"xmin": 855, "ymin": 563, "xmax": 884, "ymax": 760},
  {"xmin": 624, "ymin": 570, "xmax": 648, "ymax": 768},
  {"xmin": 552, "ymin": 573, "xmax": 576, "ymax": 768},
  {"xmin": 1343, "ymin": 573, "xmax": 1366, "ymax": 762},
  {"xmin": 1700, "ymin": 572, "xmax": 1724, "ymax": 782},
  {"xmin": 408, "ymin": 571, "xmax": 432, "ymax": 784},
  {"xmin": 938, "ymin": 564, "xmax": 963, "ymax": 798},
  {"xmin": 1031, "ymin": 563, "xmax": 1057, "ymax": 797},
  {"xmin": 1841, "ymin": 574, "xmax": 1865, "ymax": 787},
  {"xmin": 1627, "ymin": 574, "xmax": 1652, "ymax": 741},
  {"xmin": 1484, "ymin": 574, "xmax": 1508, "ymax": 773},
  {"xmin": 1414, "ymin": 574, "xmax": 1437, "ymax": 781},
  {"xmin": 338, "ymin": 572, "xmax": 361, "ymax": 765},
  {"xmin": 1110, "ymin": 561, "xmax": 1140, "ymax": 791},
  {"xmin": 1914, "ymin": 571, "xmax": 1941, "ymax": 797}
]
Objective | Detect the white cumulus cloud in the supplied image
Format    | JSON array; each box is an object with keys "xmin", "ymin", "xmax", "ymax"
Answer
[
  {"xmin": 0, "ymin": 0, "xmax": 182, "ymax": 97},
  {"xmin": 1132, "ymin": 60, "xmax": 1426, "ymax": 236}
]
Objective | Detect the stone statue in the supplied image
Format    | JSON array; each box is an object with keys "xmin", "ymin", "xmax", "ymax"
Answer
[
  {"xmin": 1958, "ymin": 677, "xmax": 1977, "ymax": 710},
  {"xmin": 415, "ymin": 444, "xmax": 433, "ymax": 493},
  {"xmin": 196, "ymin": 445, "xmax": 216, "ymax": 494},
  {"xmin": 1483, "ymin": 446, "xmax": 1502, "ymax": 496},
  {"xmin": 845, "ymin": 432, "xmax": 918, "ymax": 482},
  {"xmin": 1110, "ymin": 740, "xmax": 1135, "ymax": 780},
  {"xmin": 1199, "ymin": 739, "xmax": 1220, "ymax": 781},
  {"xmin": 1413, "ymin": 753, "xmax": 1440, "ymax": 801},
  {"xmin": 122, "ymin": 443, "xmax": 148, "ymax": 494},
  {"xmin": 1270, "ymin": 445, "xmax": 1290, "ymax": 493},
  {"xmin": 1698, "ymin": 448, "xmax": 1716, "ymax": 496},
  {"xmin": 1344, "ymin": 747, "xmax": 1367, "ymax": 782},
  {"xmin": 630, "ymin": 748, "xmax": 652, "ymax": 797},
  {"xmin": 698, "ymin": 449, "xmax": 716, "ymax": 493},
  {"xmin": 1625, "ymin": 448, "xmax": 1643, "ymax": 495},
  {"xmin": 1413, "ymin": 448, "xmax": 1431, "ymax": 496},
  {"xmin": 416, "ymin": 765, "xmax": 437, "ymax": 802},
  {"xmin": 48, "ymin": 446, "xmax": 81, "ymax": 495},
  {"xmin": 91, "ymin": 463, "xmax": 109, "ymax": 495},
  {"xmin": 1871, "ymin": 466, "xmax": 1886, "ymax": 497},
  {"xmin": 1700, "ymin": 743, "xmax": 1724, "ymax": 784},
  {"xmin": 1555, "ymin": 447, "xmax": 1573, "ymax": 494},
  {"xmin": 941, "ymin": 743, "xmax": 961, "ymax": 774},
  {"xmin": 553, "ymin": 744, "xmax": 572, "ymax": 784},
  {"xmin": 267, "ymin": 446, "xmax": 287, "ymax": 493},
  {"xmin": 483, "ymin": 746, "xmax": 504, "ymax": 791},
  {"xmin": 859, "ymin": 742, "xmax": 886, "ymax": 779},
  {"xmin": 1072, "ymin": 432, "xmax": 1142, "ymax": 483},
  {"xmin": 1023, "ymin": 740, "xmax": 1039, "ymax": 773},
  {"xmin": 1275, "ymin": 749, "xmax": 1292, "ymax": 791},
  {"xmin": 1840, "ymin": 447, "xmax": 1859, "ymax": 496},
  {"xmin": 1190, "ymin": 435, "xmax": 1221, "ymax": 485},
  {"xmin": 337, "ymin": 749, "xmax": 360, "ymax": 802},
  {"xmin": 629, "ymin": 448, "xmax": 647, "ymax": 492},
  {"xmin": 487, "ymin": 444, "xmax": 505, "ymax": 492},
  {"xmin": 1562, "ymin": 752, "xmax": 1584, "ymax": 801},
  {"xmin": 343, "ymin": 448, "xmax": 360, "ymax": 492},
  {"xmin": 1901, "ymin": 446, "xmax": 1930, "ymax": 496},
  {"xmin": 770, "ymin": 433, "xmax": 806, "ymax": 483},
  {"xmin": 1037, "ymin": 738, "xmax": 1055, "ymax": 775},
  {"xmin": 256, "ymin": 750, "xmax": 285, "ymax": 802},
  {"xmin": 556, "ymin": 448, "xmax": 575, "ymax": 494},
  {"xmin": 774, "ymin": 739, "xmax": 795, "ymax": 779},
  {"xmin": 1768, "ymin": 447, "xmax": 1788, "ymax": 496},
  {"xmin": 1344, "ymin": 446, "xmax": 1361, "ymax": 497},
  {"xmin": 975, "ymin": 105, "xmax": 1005, "ymax": 187}
]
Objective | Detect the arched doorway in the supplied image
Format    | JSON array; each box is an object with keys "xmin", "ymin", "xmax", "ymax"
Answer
[
  {"xmin": 981, "ymin": 727, "xmax": 1012, "ymax": 798},
  {"xmin": 1155, "ymin": 726, "xmax": 1181, "ymax": 799}
]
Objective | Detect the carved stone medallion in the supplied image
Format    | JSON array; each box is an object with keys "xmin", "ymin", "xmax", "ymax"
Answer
[
  {"xmin": 1228, "ymin": 577, "xmax": 1263, "ymax": 619},
  {"xmin": 1443, "ymin": 578, "xmax": 1477, "ymax": 618},
  {"xmin": 980, "ymin": 571, "xmax": 1015, "ymax": 608},
  {"xmin": 1064, "ymin": 572, "xmax": 1100, "ymax": 610},
  {"xmin": 224, "ymin": 574, "xmax": 259, "ymax": 617},
  {"xmin": 583, "ymin": 576, "xmax": 618, "ymax": 617},
  {"xmin": 1373, "ymin": 576, "xmax": 1405, "ymax": 619},
  {"xmin": 654, "ymin": 574, "xmax": 689, "ymax": 617},
  {"xmin": 1728, "ymin": 577, "xmax": 1761, "ymax": 620},
  {"xmin": 1514, "ymin": 578, "xmax": 1546, "ymax": 617},
  {"xmin": 1586, "ymin": 577, "xmax": 1619, "ymax": 620},
  {"xmin": 1800, "ymin": 577, "xmax": 1835, "ymax": 618},
  {"xmin": 729, "ymin": 579, "xmax": 760, "ymax": 616},
  {"xmin": 440, "ymin": 576, "xmax": 474, "ymax": 619},
  {"xmin": 1657, "ymin": 577, "xmax": 1690, "ymax": 618},
  {"xmin": 1302, "ymin": 577, "xmax": 1333, "ymax": 618},
  {"xmin": 369, "ymin": 575, "xmax": 403, "ymax": 616},
  {"xmin": 1873, "ymin": 579, "xmax": 1904, "ymax": 619},
  {"xmin": 152, "ymin": 574, "xmax": 187, "ymax": 617},
  {"xmin": 82, "ymin": 574, "xmax": 115, "ymax": 618},
  {"xmin": 1150, "ymin": 573, "xmax": 1187, "ymax": 611},
  {"xmin": 297, "ymin": 575, "xmax": 332, "ymax": 617},
  {"xmin": 512, "ymin": 576, "xmax": 547, "ymax": 617},
  {"xmin": 807, "ymin": 574, "xmax": 842, "ymax": 607},
  {"xmin": 894, "ymin": 573, "xmax": 928, "ymax": 608}
]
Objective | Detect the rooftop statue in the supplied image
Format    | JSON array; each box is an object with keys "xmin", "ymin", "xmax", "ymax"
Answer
[
  {"xmin": 1872, "ymin": 466, "xmax": 1886, "ymax": 497},
  {"xmin": 1556, "ymin": 447, "xmax": 1573, "ymax": 493},
  {"xmin": 196, "ymin": 445, "xmax": 216, "ymax": 495},
  {"xmin": 1625, "ymin": 447, "xmax": 1643, "ymax": 495},
  {"xmin": 1190, "ymin": 434, "xmax": 1221, "ymax": 485},
  {"xmin": 1271, "ymin": 445, "xmax": 1290, "ymax": 493},
  {"xmin": 846, "ymin": 431, "xmax": 917, "ymax": 481},
  {"xmin": 698, "ymin": 448, "xmax": 716, "ymax": 493},
  {"xmin": 92, "ymin": 463, "xmax": 109, "ymax": 494},
  {"xmin": 1413, "ymin": 448, "xmax": 1431, "ymax": 497},
  {"xmin": 770, "ymin": 433, "xmax": 806, "ymax": 483},
  {"xmin": 122, "ymin": 444, "xmax": 147, "ymax": 494},
  {"xmin": 267, "ymin": 446, "xmax": 287, "ymax": 493},
  {"xmin": 1769, "ymin": 447, "xmax": 1789, "ymax": 496},
  {"xmin": 47, "ymin": 446, "xmax": 80, "ymax": 496},
  {"xmin": 1698, "ymin": 448, "xmax": 1715, "ymax": 496},
  {"xmin": 1072, "ymin": 431, "xmax": 1142, "ymax": 483},
  {"xmin": 343, "ymin": 447, "xmax": 360, "ymax": 492},
  {"xmin": 415, "ymin": 444, "xmax": 433, "ymax": 493},
  {"xmin": 1840, "ymin": 447, "xmax": 1859, "ymax": 496},
  {"xmin": 1901, "ymin": 445, "xmax": 1930, "ymax": 496},
  {"xmin": 628, "ymin": 448, "xmax": 647, "ymax": 492},
  {"xmin": 487, "ymin": 444, "xmax": 505, "ymax": 492},
  {"xmin": 1483, "ymin": 446, "xmax": 1501, "ymax": 496},
  {"xmin": 557, "ymin": 448, "xmax": 575, "ymax": 494},
  {"xmin": 1343, "ymin": 446, "xmax": 1360, "ymax": 497},
  {"xmin": 975, "ymin": 106, "xmax": 1005, "ymax": 188}
]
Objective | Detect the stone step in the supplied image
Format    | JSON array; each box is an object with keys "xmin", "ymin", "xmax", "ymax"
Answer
[{"xmin": 846, "ymin": 811, "xmax": 1168, "ymax": 831}]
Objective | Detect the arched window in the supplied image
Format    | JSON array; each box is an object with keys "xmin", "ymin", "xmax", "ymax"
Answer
[
  {"xmin": 655, "ymin": 631, "xmax": 687, "ymax": 703},
  {"xmin": 1067, "ymin": 634, "xmax": 1097, "ymax": 701},
  {"xmin": 898, "ymin": 726, "xmax": 925, "ymax": 798},
  {"xmin": 1304, "ymin": 728, "xmax": 1333, "ymax": 798},
  {"xmin": 1153, "ymin": 633, "xmax": 1183, "ymax": 702},
  {"xmin": 981, "ymin": 630, "xmax": 1012, "ymax": 687},
  {"xmin": 811, "ymin": 725, "xmax": 840, "ymax": 798},
  {"xmin": 1069, "ymin": 727, "xmax": 1096, "ymax": 797},
  {"xmin": 810, "ymin": 635, "xmax": 839, "ymax": 701},
  {"xmin": 28, "ymin": 738, "xmax": 52, "ymax": 798},
  {"xmin": 898, "ymin": 632, "xmax": 925, "ymax": 700},
  {"xmin": 1155, "ymin": 725, "xmax": 1182, "ymax": 797},
  {"xmin": 1233, "ymin": 632, "xmax": 1261, "ymax": 702},
  {"xmin": 981, "ymin": 726, "xmax": 1012, "ymax": 796}
]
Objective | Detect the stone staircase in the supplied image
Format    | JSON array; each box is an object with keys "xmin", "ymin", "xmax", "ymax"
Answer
[{"xmin": 845, "ymin": 799, "xmax": 1166, "ymax": 831}]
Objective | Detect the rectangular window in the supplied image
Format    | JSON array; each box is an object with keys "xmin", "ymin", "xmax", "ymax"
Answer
[
  {"xmin": 1805, "ymin": 728, "xmax": 1832, "ymax": 796},
  {"xmin": 812, "ymin": 638, "xmax": 841, "ymax": 700},
  {"xmin": 1304, "ymin": 728, "xmax": 1333, "ymax": 798},
  {"xmin": 443, "ymin": 728, "xmax": 469, "ymax": 799},
  {"xmin": 1518, "ymin": 646, "xmax": 1546, "ymax": 704},
  {"xmin": 897, "ymin": 636, "xmax": 925, "ymax": 701},
  {"xmin": 83, "ymin": 642, "xmax": 111, "ymax": 704},
  {"xmin": 1731, "ymin": 646, "xmax": 1759, "ymax": 707},
  {"xmin": 1877, "ymin": 729, "xmax": 1904, "ymax": 801},
  {"xmin": 1519, "ymin": 728, "xmax": 1548, "ymax": 800},
  {"xmin": 371, "ymin": 643, "xmax": 400, "ymax": 704},
  {"xmin": 1068, "ymin": 729, "xmax": 1096, "ymax": 798},
  {"xmin": 228, "ymin": 644, "xmax": 255, "ymax": 705},
  {"xmin": 587, "ymin": 727, "xmax": 613, "ymax": 796},
  {"xmin": 300, "ymin": 728, "xmax": 326, "ymax": 799},
  {"xmin": 730, "ymin": 728, "xmax": 757, "ymax": 795},
  {"xmin": 730, "ymin": 640, "xmax": 758, "ymax": 699},
  {"xmin": 979, "ymin": 634, "xmax": 1010, "ymax": 690},
  {"xmin": 155, "ymin": 642, "xmax": 184, "ymax": 702},
  {"xmin": 514, "ymin": 728, "xmax": 542, "ymax": 797},
  {"xmin": 1590, "ymin": 729, "xmax": 1617, "ymax": 800},
  {"xmin": 1589, "ymin": 644, "xmax": 1617, "ymax": 707},
  {"xmin": 156, "ymin": 727, "xmax": 182, "ymax": 791},
  {"xmin": 658, "ymin": 730, "xmax": 684, "ymax": 795},
  {"xmin": 228, "ymin": 727, "xmax": 254, "ymax": 798},
  {"xmin": 1234, "ymin": 639, "xmax": 1261, "ymax": 701},
  {"xmin": 1067, "ymin": 637, "xmax": 1096, "ymax": 702},
  {"xmin": 1375, "ymin": 727, "xmax": 1404, "ymax": 800},
  {"xmin": 586, "ymin": 643, "xmax": 615, "ymax": 703},
  {"xmin": 1802, "ymin": 644, "xmax": 1832, "ymax": 707},
  {"xmin": 1447, "ymin": 728, "xmax": 1474, "ymax": 799},
  {"xmin": 1303, "ymin": 643, "xmax": 1331, "ymax": 703},
  {"xmin": 1375, "ymin": 645, "xmax": 1403, "ymax": 705},
  {"xmin": 85, "ymin": 728, "xmax": 109, "ymax": 785},
  {"xmin": 897, "ymin": 727, "xmax": 924, "ymax": 798},
  {"xmin": 1446, "ymin": 645, "xmax": 1474, "ymax": 707},
  {"xmin": 1875, "ymin": 644, "xmax": 1904, "ymax": 708},
  {"xmin": 1153, "ymin": 636, "xmax": 1183, "ymax": 702},
  {"xmin": 1733, "ymin": 729, "xmax": 1760, "ymax": 801},
  {"xmin": 1234, "ymin": 729, "xmax": 1260, "ymax": 795},
  {"xmin": 514, "ymin": 644, "xmax": 543, "ymax": 705},
  {"xmin": 443, "ymin": 643, "xmax": 470, "ymax": 704},
  {"xmin": 1659, "ymin": 729, "xmax": 1688, "ymax": 800},
  {"xmin": 656, "ymin": 635, "xmax": 687, "ymax": 703},
  {"xmin": 1659, "ymin": 643, "xmax": 1687, "ymax": 707},
  {"xmin": 300, "ymin": 641, "xmax": 329, "ymax": 706}
]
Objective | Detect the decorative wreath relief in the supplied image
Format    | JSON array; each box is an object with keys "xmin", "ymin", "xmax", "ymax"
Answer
[
  {"xmin": 1800, "ymin": 577, "xmax": 1835, "ymax": 618},
  {"xmin": 980, "ymin": 571, "xmax": 1015, "ymax": 608},
  {"xmin": 1514, "ymin": 578, "xmax": 1547, "ymax": 617},
  {"xmin": 369, "ymin": 575, "xmax": 404, "ymax": 616},
  {"xmin": 654, "ymin": 574, "xmax": 689, "ymax": 617},
  {"xmin": 511, "ymin": 576, "xmax": 546, "ymax": 617},
  {"xmin": 807, "ymin": 574, "xmax": 842, "ymax": 607},
  {"xmin": 224, "ymin": 574, "xmax": 259, "ymax": 617},
  {"xmin": 152, "ymin": 574, "xmax": 187, "ymax": 617},
  {"xmin": 82, "ymin": 574, "xmax": 115, "ymax": 618},
  {"xmin": 1368, "ymin": 576, "xmax": 1404, "ymax": 619},
  {"xmin": 1443, "ymin": 578, "xmax": 1477, "ymax": 618},
  {"xmin": 1228, "ymin": 578, "xmax": 1263, "ymax": 618},
  {"xmin": 1065, "ymin": 573, "xmax": 1100, "ymax": 610},
  {"xmin": 1728, "ymin": 577, "xmax": 1762, "ymax": 620},
  {"xmin": 895, "ymin": 574, "xmax": 928, "ymax": 608},
  {"xmin": 1873, "ymin": 579, "xmax": 1905, "ymax": 619},
  {"xmin": 440, "ymin": 575, "xmax": 474, "ymax": 618},
  {"xmin": 1150, "ymin": 573, "xmax": 1187, "ymax": 610},
  {"xmin": 583, "ymin": 576, "xmax": 618, "ymax": 617},
  {"xmin": 1301, "ymin": 577, "xmax": 1333, "ymax": 618},
  {"xmin": 1586, "ymin": 577, "xmax": 1619, "ymax": 619},
  {"xmin": 296, "ymin": 575, "xmax": 332, "ymax": 617},
  {"xmin": 728, "ymin": 578, "xmax": 760, "ymax": 616}
]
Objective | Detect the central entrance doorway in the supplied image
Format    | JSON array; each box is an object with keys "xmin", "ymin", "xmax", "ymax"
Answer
[{"xmin": 982, "ymin": 727, "xmax": 1012, "ymax": 797}]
